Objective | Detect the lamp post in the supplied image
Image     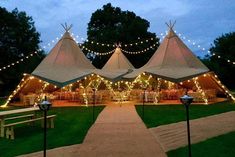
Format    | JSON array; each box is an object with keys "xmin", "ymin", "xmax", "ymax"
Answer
[
  {"xmin": 39, "ymin": 97, "xmax": 52, "ymax": 157},
  {"xmin": 142, "ymin": 88, "xmax": 146, "ymax": 119},
  {"xmin": 180, "ymin": 95, "xmax": 193, "ymax": 157},
  {"xmin": 92, "ymin": 88, "xmax": 96, "ymax": 123}
]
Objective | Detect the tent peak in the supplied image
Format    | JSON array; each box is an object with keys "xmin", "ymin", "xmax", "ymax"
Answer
[
  {"xmin": 115, "ymin": 42, "xmax": 122, "ymax": 48},
  {"xmin": 165, "ymin": 20, "xmax": 176, "ymax": 30},
  {"xmin": 165, "ymin": 20, "xmax": 177, "ymax": 38},
  {"xmin": 61, "ymin": 23, "xmax": 73, "ymax": 32}
]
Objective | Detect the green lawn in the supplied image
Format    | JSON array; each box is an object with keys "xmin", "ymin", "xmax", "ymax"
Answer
[
  {"xmin": 135, "ymin": 101, "xmax": 235, "ymax": 128},
  {"xmin": 0, "ymin": 106, "xmax": 105, "ymax": 157},
  {"xmin": 0, "ymin": 98, "xmax": 6, "ymax": 105},
  {"xmin": 167, "ymin": 131, "xmax": 235, "ymax": 157}
]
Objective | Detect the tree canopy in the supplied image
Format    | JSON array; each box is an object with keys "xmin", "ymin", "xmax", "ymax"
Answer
[
  {"xmin": 84, "ymin": 3, "xmax": 159, "ymax": 68},
  {"xmin": 0, "ymin": 7, "xmax": 44, "ymax": 96},
  {"xmin": 203, "ymin": 32, "xmax": 235, "ymax": 89}
]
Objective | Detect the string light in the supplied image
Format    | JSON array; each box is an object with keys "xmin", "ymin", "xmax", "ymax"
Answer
[
  {"xmin": 123, "ymin": 37, "xmax": 157, "ymax": 47},
  {"xmin": 2, "ymin": 75, "xmax": 31, "ymax": 107},
  {"xmin": 121, "ymin": 43, "xmax": 158, "ymax": 55},
  {"xmin": 210, "ymin": 73, "xmax": 235, "ymax": 101},
  {"xmin": 35, "ymin": 81, "xmax": 50, "ymax": 104},
  {"xmin": 175, "ymin": 31, "xmax": 235, "ymax": 65},
  {"xmin": 81, "ymin": 46, "xmax": 115, "ymax": 56},
  {"xmin": 0, "ymin": 51, "xmax": 38, "ymax": 72},
  {"xmin": 193, "ymin": 77, "xmax": 208, "ymax": 104}
]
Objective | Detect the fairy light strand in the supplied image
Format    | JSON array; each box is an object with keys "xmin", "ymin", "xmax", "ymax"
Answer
[
  {"xmin": 0, "ymin": 51, "xmax": 38, "ymax": 72},
  {"xmin": 174, "ymin": 31, "xmax": 235, "ymax": 65}
]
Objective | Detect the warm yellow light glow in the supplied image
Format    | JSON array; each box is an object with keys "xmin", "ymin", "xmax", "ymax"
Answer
[{"xmin": 1, "ymin": 105, "xmax": 7, "ymax": 108}]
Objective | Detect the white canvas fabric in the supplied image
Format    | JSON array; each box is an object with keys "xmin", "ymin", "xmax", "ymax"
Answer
[
  {"xmin": 124, "ymin": 27, "xmax": 209, "ymax": 82},
  {"xmin": 96, "ymin": 47, "xmax": 135, "ymax": 80},
  {"xmin": 32, "ymin": 31, "xmax": 96, "ymax": 86}
]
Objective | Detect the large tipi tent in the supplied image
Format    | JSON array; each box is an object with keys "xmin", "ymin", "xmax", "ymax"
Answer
[
  {"xmin": 32, "ymin": 25, "xmax": 96, "ymax": 87},
  {"xmin": 123, "ymin": 22, "xmax": 234, "ymax": 102},
  {"xmin": 96, "ymin": 46, "xmax": 135, "ymax": 80},
  {"xmin": 124, "ymin": 23, "xmax": 209, "ymax": 82},
  {"xmin": 3, "ymin": 25, "xmax": 97, "ymax": 106}
]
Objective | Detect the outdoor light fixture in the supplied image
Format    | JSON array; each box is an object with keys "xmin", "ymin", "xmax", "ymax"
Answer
[
  {"xmin": 39, "ymin": 97, "xmax": 52, "ymax": 157},
  {"xmin": 180, "ymin": 94, "xmax": 193, "ymax": 157},
  {"xmin": 92, "ymin": 88, "xmax": 96, "ymax": 123}
]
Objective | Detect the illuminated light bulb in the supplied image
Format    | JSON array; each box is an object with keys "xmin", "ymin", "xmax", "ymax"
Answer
[
  {"xmin": 228, "ymin": 60, "xmax": 230, "ymax": 62},
  {"xmin": 180, "ymin": 82, "xmax": 183, "ymax": 85},
  {"xmin": 203, "ymin": 74, "xmax": 207, "ymax": 77}
]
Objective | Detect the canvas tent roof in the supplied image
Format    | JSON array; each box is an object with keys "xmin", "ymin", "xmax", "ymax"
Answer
[
  {"xmin": 124, "ymin": 26, "xmax": 209, "ymax": 82},
  {"xmin": 32, "ymin": 30, "xmax": 96, "ymax": 87},
  {"xmin": 95, "ymin": 47, "xmax": 135, "ymax": 80}
]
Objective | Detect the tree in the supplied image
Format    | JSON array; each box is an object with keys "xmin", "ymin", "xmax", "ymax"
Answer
[
  {"xmin": 203, "ymin": 32, "xmax": 235, "ymax": 89},
  {"xmin": 84, "ymin": 3, "xmax": 159, "ymax": 68},
  {"xmin": 0, "ymin": 7, "xmax": 44, "ymax": 96}
]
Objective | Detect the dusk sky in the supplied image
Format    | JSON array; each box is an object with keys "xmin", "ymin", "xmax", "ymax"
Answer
[{"xmin": 1, "ymin": 0, "xmax": 235, "ymax": 57}]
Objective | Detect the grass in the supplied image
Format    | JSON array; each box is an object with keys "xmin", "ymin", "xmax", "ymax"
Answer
[
  {"xmin": 0, "ymin": 98, "xmax": 6, "ymax": 105},
  {"xmin": 0, "ymin": 106, "xmax": 105, "ymax": 157},
  {"xmin": 167, "ymin": 131, "xmax": 235, "ymax": 157},
  {"xmin": 135, "ymin": 101, "xmax": 235, "ymax": 128}
]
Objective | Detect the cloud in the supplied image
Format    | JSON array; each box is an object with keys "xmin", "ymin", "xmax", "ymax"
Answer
[{"xmin": 1, "ymin": 0, "xmax": 235, "ymax": 56}]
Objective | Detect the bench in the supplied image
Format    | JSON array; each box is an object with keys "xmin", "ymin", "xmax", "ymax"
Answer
[
  {"xmin": 4, "ymin": 115, "xmax": 56, "ymax": 140},
  {"xmin": 5, "ymin": 114, "xmax": 35, "ymax": 121}
]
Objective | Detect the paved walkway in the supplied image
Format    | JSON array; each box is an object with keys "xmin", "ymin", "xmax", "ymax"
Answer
[
  {"xmin": 150, "ymin": 111, "xmax": 235, "ymax": 152},
  {"xmin": 20, "ymin": 104, "xmax": 167, "ymax": 157}
]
